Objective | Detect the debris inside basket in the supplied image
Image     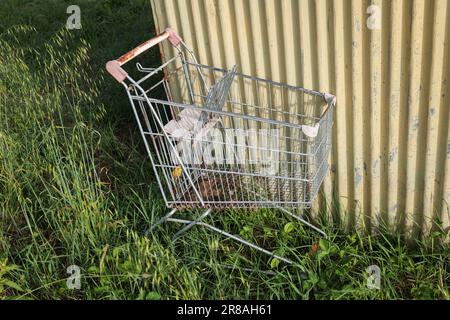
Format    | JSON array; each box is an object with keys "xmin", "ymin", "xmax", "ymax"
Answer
[
  {"xmin": 183, "ymin": 173, "xmax": 241, "ymax": 203},
  {"xmin": 173, "ymin": 172, "xmax": 306, "ymax": 208}
]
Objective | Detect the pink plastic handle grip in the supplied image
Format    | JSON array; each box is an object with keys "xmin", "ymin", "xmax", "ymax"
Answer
[
  {"xmin": 116, "ymin": 27, "xmax": 181, "ymax": 65},
  {"xmin": 106, "ymin": 60, "xmax": 128, "ymax": 83},
  {"xmin": 106, "ymin": 27, "xmax": 182, "ymax": 83}
]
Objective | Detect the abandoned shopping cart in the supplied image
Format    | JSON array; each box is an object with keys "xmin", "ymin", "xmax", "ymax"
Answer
[{"xmin": 106, "ymin": 28, "xmax": 336, "ymax": 264}]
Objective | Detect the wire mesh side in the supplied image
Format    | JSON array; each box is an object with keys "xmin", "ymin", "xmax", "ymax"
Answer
[
  {"xmin": 126, "ymin": 56, "xmax": 332, "ymax": 209},
  {"xmin": 129, "ymin": 100, "xmax": 330, "ymax": 208}
]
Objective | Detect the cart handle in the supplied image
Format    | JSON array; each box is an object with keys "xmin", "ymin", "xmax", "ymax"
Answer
[{"xmin": 106, "ymin": 27, "xmax": 182, "ymax": 83}]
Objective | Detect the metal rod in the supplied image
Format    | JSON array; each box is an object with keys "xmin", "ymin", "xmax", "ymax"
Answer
[
  {"xmin": 145, "ymin": 208, "xmax": 177, "ymax": 235},
  {"xmin": 277, "ymin": 206, "xmax": 327, "ymax": 238},
  {"xmin": 172, "ymin": 208, "xmax": 212, "ymax": 240},
  {"xmin": 248, "ymin": 189, "xmax": 328, "ymax": 238},
  {"xmin": 136, "ymin": 55, "xmax": 179, "ymax": 85},
  {"xmin": 132, "ymin": 96, "xmax": 313, "ymax": 131},
  {"xmin": 167, "ymin": 217, "xmax": 293, "ymax": 264},
  {"xmin": 184, "ymin": 61, "xmax": 325, "ymax": 98}
]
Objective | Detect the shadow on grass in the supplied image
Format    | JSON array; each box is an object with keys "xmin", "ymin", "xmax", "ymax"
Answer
[{"xmin": 0, "ymin": 0, "xmax": 161, "ymax": 121}]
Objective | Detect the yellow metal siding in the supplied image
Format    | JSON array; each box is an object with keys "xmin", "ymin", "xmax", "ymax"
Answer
[{"xmin": 151, "ymin": 0, "xmax": 450, "ymax": 235}]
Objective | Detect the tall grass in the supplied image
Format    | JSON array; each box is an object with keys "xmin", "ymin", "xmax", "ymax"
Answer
[{"xmin": 0, "ymin": 0, "xmax": 448, "ymax": 300}]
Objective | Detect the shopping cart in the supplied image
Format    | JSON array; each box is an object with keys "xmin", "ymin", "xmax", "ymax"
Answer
[{"xmin": 106, "ymin": 28, "xmax": 336, "ymax": 264}]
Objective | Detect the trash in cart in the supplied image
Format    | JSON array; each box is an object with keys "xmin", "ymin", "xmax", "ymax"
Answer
[{"xmin": 106, "ymin": 28, "xmax": 336, "ymax": 265}]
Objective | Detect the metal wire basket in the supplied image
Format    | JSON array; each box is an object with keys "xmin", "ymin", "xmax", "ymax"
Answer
[{"xmin": 107, "ymin": 28, "xmax": 336, "ymax": 264}]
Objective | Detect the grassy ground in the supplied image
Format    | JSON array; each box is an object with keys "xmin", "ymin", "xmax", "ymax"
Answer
[{"xmin": 0, "ymin": 0, "xmax": 448, "ymax": 300}]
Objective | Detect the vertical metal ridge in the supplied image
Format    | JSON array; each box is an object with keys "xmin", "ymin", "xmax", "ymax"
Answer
[
  {"xmin": 248, "ymin": 0, "xmax": 269, "ymax": 79},
  {"xmin": 369, "ymin": 0, "xmax": 383, "ymax": 230},
  {"xmin": 259, "ymin": 0, "xmax": 272, "ymax": 80},
  {"xmin": 265, "ymin": 0, "xmax": 284, "ymax": 84},
  {"xmin": 412, "ymin": 0, "xmax": 434, "ymax": 236},
  {"xmin": 431, "ymin": 0, "xmax": 450, "ymax": 233},
  {"xmin": 171, "ymin": 0, "xmax": 183, "ymax": 43},
  {"xmin": 396, "ymin": 0, "xmax": 413, "ymax": 232},
  {"xmin": 309, "ymin": 0, "xmax": 320, "ymax": 90},
  {"xmin": 343, "ymin": 0, "xmax": 356, "ymax": 229},
  {"xmin": 325, "ymin": 0, "xmax": 339, "ymax": 221},
  {"xmin": 150, "ymin": 0, "xmax": 167, "ymax": 55},
  {"xmin": 163, "ymin": 0, "xmax": 180, "ymax": 59},
  {"xmin": 178, "ymin": 0, "xmax": 200, "ymax": 65},
  {"xmin": 281, "ymin": 0, "xmax": 298, "ymax": 88},
  {"xmin": 158, "ymin": 0, "xmax": 183, "ymax": 102},
  {"xmin": 232, "ymin": 0, "xmax": 252, "ymax": 99},
  {"xmin": 216, "ymin": 1, "xmax": 237, "ymax": 69},
  {"xmin": 423, "ymin": 0, "xmax": 449, "ymax": 234},
  {"xmin": 361, "ymin": 0, "xmax": 372, "ymax": 231},
  {"xmin": 280, "ymin": 0, "xmax": 295, "ymax": 212},
  {"xmin": 190, "ymin": 0, "xmax": 211, "ymax": 71},
  {"xmin": 379, "ymin": 0, "xmax": 392, "ymax": 223},
  {"xmin": 441, "ymin": 3, "xmax": 450, "ymax": 233},
  {"xmin": 309, "ymin": 0, "xmax": 322, "ymax": 216},
  {"xmin": 351, "ymin": 0, "xmax": 367, "ymax": 230},
  {"xmin": 315, "ymin": 0, "xmax": 333, "ymax": 216},
  {"xmin": 418, "ymin": 0, "xmax": 437, "ymax": 235},
  {"xmin": 387, "ymin": 0, "xmax": 404, "ymax": 230},
  {"xmin": 203, "ymin": 1, "xmax": 224, "ymax": 70},
  {"xmin": 298, "ymin": 0, "xmax": 314, "ymax": 91},
  {"xmin": 332, "ymin": 0, "xmax": 351, "ymax": 227},
  {"xmin": 197, "ymin": 0, "xmax": 216, "ymax": 69},
  {"xmin": 405, "ymin": 0, "xmax": 426, "ymax": 234},
  {"xmin": 443, "ymin": 112, "xmax": 450, "ymax": 234}
]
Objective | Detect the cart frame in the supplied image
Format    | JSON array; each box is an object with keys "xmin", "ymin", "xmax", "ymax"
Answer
[{"xmin": 106, "ymin": 28, "xmax": 336, "ymax": 265}]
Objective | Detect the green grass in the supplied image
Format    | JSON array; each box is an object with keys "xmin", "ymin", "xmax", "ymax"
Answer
[{"xmin": 0, "ymin": 0, "xmax": 448, "ymax": 300}]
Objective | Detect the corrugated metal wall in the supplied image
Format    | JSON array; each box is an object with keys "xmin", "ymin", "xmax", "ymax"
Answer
[{"xmin": 150, "ymin": 0, "xmax": 450, "ymax": 236}]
